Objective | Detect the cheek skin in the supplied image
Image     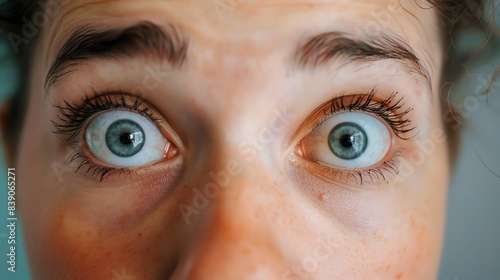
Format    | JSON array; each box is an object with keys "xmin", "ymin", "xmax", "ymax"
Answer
[
  {"xmin": 365, "ymin": 139, "xmax": 449, "ymax": 279},
  {"xmin": 284, "ymin": 131, "xmax": 448, "ymax": 279},
  {"xmin": 37, "ymin": 180, "xmax": 188, "ymax": 280},
  {"xmin": 74, "ymin": 162, "xmax": 184, "ymax": 230}
]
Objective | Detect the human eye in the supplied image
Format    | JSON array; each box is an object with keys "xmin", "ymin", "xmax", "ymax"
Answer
[
  {"xmin": 293, "ymin": 90, "xmax": 417, "ymax": 186},
  {"xmin": 52, "ymin": 91, "xmax": 181, "ymax": 181}
]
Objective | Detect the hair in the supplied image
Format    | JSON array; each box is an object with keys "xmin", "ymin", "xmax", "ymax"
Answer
[{"xmin": 0, "ymin": 0, "xmax": 497, "ymax": 162}]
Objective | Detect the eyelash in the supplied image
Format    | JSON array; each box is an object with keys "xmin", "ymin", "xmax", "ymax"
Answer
[
  {"xmin": 300, "ymin": 89, "xmax": 416, "ymax": 185},
  {"xmin": 52, "ymin": 89, "xmax": 414, "ymax": 184},
  {"xmin": 312, "ymin": 151, "xmax": 404, "ymax": 185},
  {"xmin": 52, "ymin": 90, "xmax": 160, "ymax": 140},
  {"xmin": 319, "ymin": 89, "xmax": 417, "ymax": 140},
  {"xmin": 52, "ymin": 90, "xmax": 161, "ymax": 181}
]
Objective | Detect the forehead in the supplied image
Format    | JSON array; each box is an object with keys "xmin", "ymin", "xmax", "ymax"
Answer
[
  {"xmin": 44, "ymin": 0, "xmax": 442, "ymax": 78},
  {"xmin": 48, "ymin": 0, "xmax": 439, "ymax": 38}
]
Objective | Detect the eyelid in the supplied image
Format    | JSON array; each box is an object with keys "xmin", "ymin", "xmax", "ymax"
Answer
[
  {"xmin": 288, "ymin": 89, "xmax": 417, "ymax": 186},
  {"xmin": 293, "ymin": 89, "xmax": 418, "ymax": 144},
  {"xmin": 289, "ymin": 148, "xmax": 404, "ymax": 186},
  {"xmin": 51, "ymin": 91, "xmax": 184, "ymax": 181},
  {"xmin": 52, "ymin": 90, "xmax": 184, "ymax": 151}
]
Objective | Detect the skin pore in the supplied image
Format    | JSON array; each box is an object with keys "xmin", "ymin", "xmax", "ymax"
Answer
[{"xmin": 16, "ymin": 0, "xmax": 449, "ymax": 279}]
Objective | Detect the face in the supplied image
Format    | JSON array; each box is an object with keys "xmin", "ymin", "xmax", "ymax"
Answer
[{"xmin": 17, "ymin": 0, "xmax": 450, "ymax": 279}]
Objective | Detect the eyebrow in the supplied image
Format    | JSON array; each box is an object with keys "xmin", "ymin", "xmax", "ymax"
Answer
[
  {"xmin": 46, "ymin": 23, "xmax": 430, "ymax": 92},
  {"xmin": 294, "ymin": 31, "xmax": 432, "ymax": 90},
  {"xmin": 45, "ymin": 21, "xmax": 188, "ymax": 90}
]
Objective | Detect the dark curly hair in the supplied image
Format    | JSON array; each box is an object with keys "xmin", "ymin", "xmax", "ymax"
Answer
[{"xmin": 0, "ymin": 0, "xmax": 496, "ymax": 160}]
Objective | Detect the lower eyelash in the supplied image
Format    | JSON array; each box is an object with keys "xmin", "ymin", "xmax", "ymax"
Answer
[
  {"xmin": 312, "ymin": 151, "xmax": 404, "ymax": 186},
  {"xmin": 64, "ymin": 141, "xmax": 131, "ymax": 182},
  {"xmin": 58, "ymin": 133, "xmax": 132, "ymax": 182}
]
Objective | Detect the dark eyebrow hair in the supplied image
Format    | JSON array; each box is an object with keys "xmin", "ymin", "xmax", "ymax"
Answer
[
  {"xmin": 294, "ymin": 31, "xmax": 432, "ymax": 90},
  {"xmin": 45, "ymin": 21, "xmax": 188, "ymax": 90}
]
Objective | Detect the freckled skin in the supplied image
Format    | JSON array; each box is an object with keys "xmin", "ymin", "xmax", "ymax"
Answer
[{"xmin": 16, "ymin": 0, "xmax": 449, "ymax": 279}]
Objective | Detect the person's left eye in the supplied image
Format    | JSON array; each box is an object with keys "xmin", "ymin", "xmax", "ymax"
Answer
[
  {"xmin": 85, "ymin": 110, "xmax": 170, "ymax": 167},
  {"xmin": 298, "ymin": 111, "xmax": 391, "ymax": 169},
  {"xmin": 292, "ymin": 92, "xmax": 416, "ymax": 185}
]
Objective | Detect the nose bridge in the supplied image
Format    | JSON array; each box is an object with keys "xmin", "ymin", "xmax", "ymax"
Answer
[{"xmin": 173, "ymin": 141, "xmax": 290, "ymax": 279}]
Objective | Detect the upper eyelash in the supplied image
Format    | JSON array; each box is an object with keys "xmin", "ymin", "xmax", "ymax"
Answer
[
  {"xmin": 323, "ymin": 89, "xmax": 418, "ymax": 140},
  {"xmin": 52, "ymin": 90, "xmax": 160, "ymax": 140},
  {"xmin": 51, "ymin": 91, "xmax": 163, "ymax": 182}
]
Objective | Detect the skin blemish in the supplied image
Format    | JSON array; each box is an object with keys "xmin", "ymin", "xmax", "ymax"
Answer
[{"xmin": 316, "ymin": 193, "xmax": 326, "ymax": 201}]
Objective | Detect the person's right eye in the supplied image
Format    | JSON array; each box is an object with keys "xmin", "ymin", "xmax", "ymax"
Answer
[
  {"xmin": 85, "ymin": 110, "xmax": 171, "ymax": 167},
  {"xmin": 52, "ymin": 91, "xmax": 181, "ymax": 181}
]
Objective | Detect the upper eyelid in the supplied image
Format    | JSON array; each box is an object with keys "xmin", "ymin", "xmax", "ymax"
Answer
[
  {"xmin": 299, "ymin": 90, "xmax": 418, "ymax": 141},
  {"xmin": 51, "ymin": 91, "xmax": 162, "ymax": 141}
]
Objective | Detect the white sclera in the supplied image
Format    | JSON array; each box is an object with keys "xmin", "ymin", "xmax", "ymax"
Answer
[
  {"xmin": 302, "ymin": 112, "xmax": 391, "ymax": 169},
  {"xmin": 85, "ymin": 110, "xmax": 169, "ymax": 167}
]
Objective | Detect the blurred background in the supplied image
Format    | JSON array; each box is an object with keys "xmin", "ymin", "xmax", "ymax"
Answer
[{"xmin": 0, "ymin": 2, "xmax": 499, "ymax": 280}]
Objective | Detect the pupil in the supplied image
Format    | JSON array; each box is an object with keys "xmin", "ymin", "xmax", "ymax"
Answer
[
  {"xmin": 339, "ymin": 134, "xmax": 353, "ymax": 148},
  {"xmin": 120, "ymin": 132, "xmax": 133, "ymax": 145}
]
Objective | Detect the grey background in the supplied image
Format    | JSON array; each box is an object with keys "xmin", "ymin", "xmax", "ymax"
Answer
[{"xmin": 438, "ymin": 61, "xmax": 500, "ymax": 278}]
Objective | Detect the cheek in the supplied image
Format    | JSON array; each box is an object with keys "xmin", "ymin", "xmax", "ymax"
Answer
[
  {"xmin": 37, "ymin": 201, "xmax": 178, "ymax": 280},
  {"xmin": 41, "ymin": 208, "xmax": 133, "ymax": 278},
  {"xmin": 21, "ymin": 172, "xmax": 187, "ymax": 279},
  {"xmin": 368, "ymin": 151, "xmax": 448, "ymax": 278}
]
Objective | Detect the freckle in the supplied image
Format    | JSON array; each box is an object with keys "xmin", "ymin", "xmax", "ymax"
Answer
[
  {"xmin": 386, "ymin": 264, "xmax": 391, "ymax": 271},
  {"xmin": 395, "ymin": 273, "xmax": 402, "ymax": 279},
  {"xmin": 316, "ymin": 193, "xmax": 325, "ymax": 201},
  {"xmin": 138, "ymin": 232, "xmax": 142, "ymax": 238}
]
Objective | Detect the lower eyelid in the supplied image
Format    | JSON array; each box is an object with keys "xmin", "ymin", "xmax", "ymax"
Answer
[
  {"xmin": 63, "ymin": 141, "xmax": 183, "ymax": 183},
  {"xmin": 288, "ymin": 148, "xmax": 405, "ymax": 187}
]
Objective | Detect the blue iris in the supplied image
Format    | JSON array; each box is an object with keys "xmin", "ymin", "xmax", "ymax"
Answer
[
  {"xmin": 105, "ymin": 119, "xmax": 146, "ymax": 157},
  {"xmin": 328, "ymin": 122, "xmax": 368, "ymax": 160}
]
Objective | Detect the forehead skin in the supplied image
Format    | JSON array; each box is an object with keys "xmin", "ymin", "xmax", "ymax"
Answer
[
  {"xmin": 18, "ymin": 0, "xmax": 448, "ymax": 279},
  {"xmin": 40, "ymin": 0, "xmax": 443, "ymax": 132},
  {"xmin": 45, "ymin": 0, "xmax": 442, "ymax": 84}
]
